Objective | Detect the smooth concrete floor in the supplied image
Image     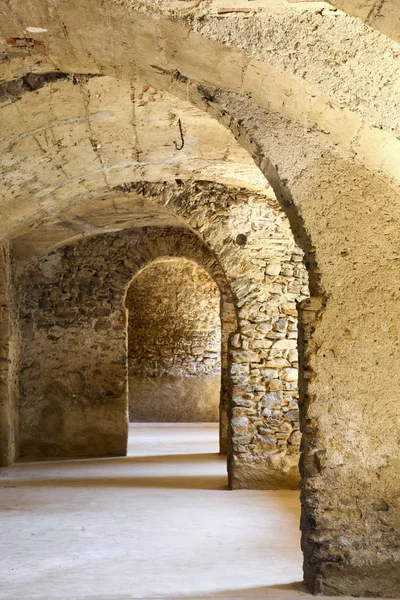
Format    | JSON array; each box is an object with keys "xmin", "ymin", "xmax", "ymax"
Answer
[{"xmin": 0, "ymin": 424, "xmax": 378, "ymax": 600}]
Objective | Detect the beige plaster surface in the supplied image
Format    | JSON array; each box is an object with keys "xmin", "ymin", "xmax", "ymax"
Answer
[
  {"xmin": 1, "ymin": 2, "xmax": 400, "ymax": 589},
  {"xmin": 0, "ymin": 423, "xmax": 382, "ymax": 600},
  {"xmin": 327, "ymin": 0, "xmax": 400, "ymax": 44}
]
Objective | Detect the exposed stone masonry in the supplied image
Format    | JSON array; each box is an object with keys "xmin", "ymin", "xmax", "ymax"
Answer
[
  {"xmin": 120, "ymin": 182, "xmax": 310, "ymax": 488},
  {"xmin": 231, "ymin": 247, "xmax": 305, "ymax": 452},
  {"xmin": 18, "ymin": 227, "xmax": 235, "ymax": 458},
  {"xmin": 18, "ymin": 181, "xmax": 309, "ymax": 487},
  {"xmin": 127, "ymin": 261, "xmax": 221, "ymax": 378},
  {"xmin": 1, "ymin": 0, "xmax": 400, "ymax": 593},
  {"xmin": 0, "ymin": 244, "xmax": 20, "ymax": 466},
  {"xmin": 126, "ymin": 260, "xmax": 221, "ymax": 422}
]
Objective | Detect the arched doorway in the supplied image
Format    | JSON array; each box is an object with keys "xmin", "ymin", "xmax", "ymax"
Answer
[
  {"xmin": 126, "ymin": 258, "xmax": 222, "ymax": 425},
  {"xmin": 2, "ymin": 0, "xmax": 398, "ymax": 585},
  {"xmin": 124, "ymin": 256, "xmax": 229, "ymax": 487}
]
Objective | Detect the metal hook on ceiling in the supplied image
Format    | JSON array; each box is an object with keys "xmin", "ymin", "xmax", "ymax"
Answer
[{"xmin": 173, "ymin": 118, "xmax": 184, "ymax": 151}]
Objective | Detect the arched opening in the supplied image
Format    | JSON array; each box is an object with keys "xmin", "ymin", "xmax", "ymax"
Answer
[
  {"xmin": 126, "ymin": 258, "xmax": 221, "ymax": 424},
  {"xmin": 7, "ymin": 210, "xmax": 309, "ymax": 597},
  {"xmin": 1, "ymin": 1, "xmax": 399, "ymax": 587},
  {"xmin": 0, "ymin": 69, "xmax": 316, "ymax": 594},
  {"xmin": 125, "ymin": 257, "xmax": 224, "ymax": 461}
]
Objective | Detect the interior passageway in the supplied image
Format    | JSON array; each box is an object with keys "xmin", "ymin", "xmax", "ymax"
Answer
[
  {"xmin": 127, "ymin": 259, "xmax": 222, "ymax": 424},
  {"xmin": 0, "ymin": 424, "xmax": 307, "ymax": 600}
]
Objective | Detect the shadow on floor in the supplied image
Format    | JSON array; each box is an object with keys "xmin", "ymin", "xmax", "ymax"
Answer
[
  {"xmin": 15, "ymin": 452, "xmax": 226, "ymax": 467},
  {"xmin": 4, "ymin": 454, "xmax": 300, "ymax": 503},
  {"xmin": 1, "ymin": 474, "xmax": 229, "ymax": 490},
  {"xmin": 210, "ymin": 581, "xmax": 309, "ymax": 597},
  {"xmin": 191, "ymin": 581, "xmax": 381, "ymax": 600}
]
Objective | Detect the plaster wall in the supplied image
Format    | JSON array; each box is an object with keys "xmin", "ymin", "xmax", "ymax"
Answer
[
  {"xmin": 327, "ymin": 0, "xmax": 400, "ymax": 44},
  {"xmin": 127, "ymin": 260, "xmax": 221, "ymax": 423}
]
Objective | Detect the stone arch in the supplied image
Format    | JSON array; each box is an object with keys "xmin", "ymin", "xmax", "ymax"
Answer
[
  {"xmin": 119, "ymin": 232, "xmax": 239, "ymax": 454},
  {"xmin": 16, "ymin": 179, "xmax": 309, "ymax": 492},
  {"xmin": 125, "ymin": 257, "xmax": 223, "ymax": 426},
  {"xmin": 112, "ymin": 180, "xmax": 310, "ymax": 490},
  {"xmin": 1, "ymin": 6, "xmax": 400, "ymax": 590},
  {"xmin": 4, "ymin": 73, "xmax": 399, "ymax": 592},
  {"xmin": 18, "ymin": 226, "xmax": 238, "ymax": 461}
]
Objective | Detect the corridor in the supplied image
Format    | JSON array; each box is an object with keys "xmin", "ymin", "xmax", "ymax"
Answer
[{"xmin": 0, "ymin": 423, "xmax": 310, "ymax": 600}]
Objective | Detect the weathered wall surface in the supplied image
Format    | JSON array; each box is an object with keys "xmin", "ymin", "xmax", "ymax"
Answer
[
  {"xmin": 127, "ymin": 261, "xmax": 221, "ymax": 379},
  {"xmin": 18, "ymin": 183, "xmax": 308, "ymax": 487},
  {"xmin": 128, "ymin": 377, "xmax": 221, "ymax": 422},
  {"xmin": 3, "ymin": 0, "xmax": 400, "ymax": 592},
  {"xmin": 18, "ymin": 227, "xmax": 234, "ymax": 458},
  {"xmin": 18, "ymin": 247, "xmax": 129, "ymax": 459},
  {"xmin": 127, "ymin": 260, "xmax": 221, "ymax": 422},
  {"xmin": 0, "ymin": 244, "xmax": 20, "ymax": 466},
  {"xmin": 118, "ymin": 183, "xmax": 309, "ymax": 489},
  {"xmin": 327, "ymin": 0, "xmax": 400, "ymax": 44}
]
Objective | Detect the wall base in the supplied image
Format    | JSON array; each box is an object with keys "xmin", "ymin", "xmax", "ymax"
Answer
[
  {"xmin": 19, "ymin": 432, "xmax": 128, "ymax": 460},
  {"xmin": 305, "ymin": 560, "xmax": 400, "ymax": 598},
  {"xmin": 129, "ymin": 374, "xmax": 220, "ymax": 423},
  {"xmin": 19, "ymin": 400, "xmax": 128, "ymax": 460},
  {"xmin": 229, "ymin": 455, "xmax": 300, "ymax": 490}
]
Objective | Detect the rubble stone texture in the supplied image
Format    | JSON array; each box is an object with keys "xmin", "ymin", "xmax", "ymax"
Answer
[
  {"xmin": 18, "ymin": 190, "xmax": 308, "ymax": 482},
  {"xmin": 126, "ymin": 260, "xmax": 222, "ymax": 422},
  {"xmin": 0, "ymin": 0, "xmax": 400, "ymax": 596},
  {"xmin": 17, "ymin": 227, "xmax": 231, "ymax": 459}
]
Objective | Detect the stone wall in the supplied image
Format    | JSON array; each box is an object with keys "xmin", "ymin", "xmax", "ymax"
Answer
[
  {"xmin": 17, "ymin": 183, "xmax": 309, "ymax": 487},
  {"xmin": 17, "ymin": 227, "xmax": 235, "ymax": 458},
  {"xmin": 18, "ymin": 244, "xmax": 129, "ymax": 459},
  {"xmin": 230, "ymin": 245, "xmax": 307, "ymax": 488},
  {"xmin": 2, "ymin": 2, "xmax": 400, "ymax": 591},
  {"xmin": 119, "ymin": 182, "xmax": 310, "ymax": 488},
  {"xmin": 126, "ymin": 259, "xmax": 221, "ymax": 422}
]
